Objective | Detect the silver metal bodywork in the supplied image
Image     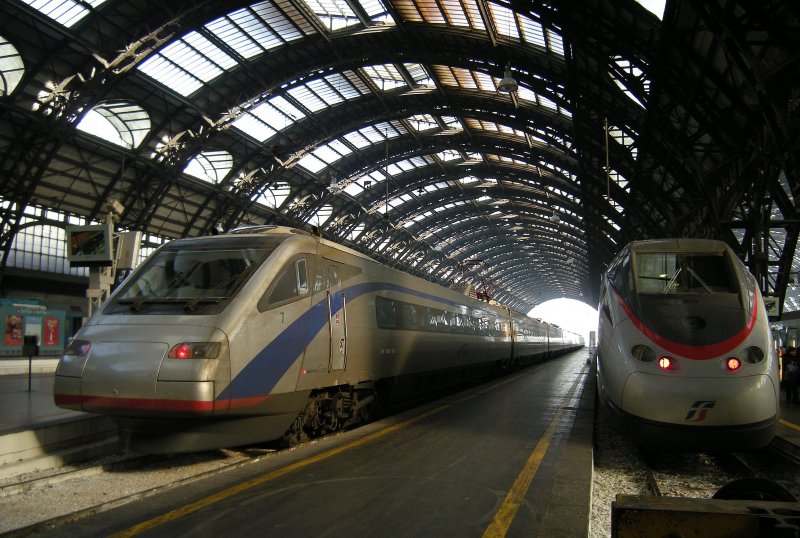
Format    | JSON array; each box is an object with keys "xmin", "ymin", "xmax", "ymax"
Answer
[
  {"xmin": 596, "ymin": 238, "xmax": 779, "ymax": 450},
  {"xmin": 55, "ymin": 227, "xmax": 583, "ymax": 452}
]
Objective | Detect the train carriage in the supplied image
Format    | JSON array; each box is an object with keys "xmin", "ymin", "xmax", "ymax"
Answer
[{"xmin": 54, "ymin": 226, "xmax": 582, "ymax": 452}]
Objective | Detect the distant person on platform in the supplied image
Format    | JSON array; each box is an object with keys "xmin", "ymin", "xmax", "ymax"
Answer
[{"xmin": 783, "ymin": 347, "xmax": 799, "ymax": 404}]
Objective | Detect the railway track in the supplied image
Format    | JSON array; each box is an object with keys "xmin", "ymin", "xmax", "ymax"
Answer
[
  {"xmin": 636, "ymin": 442, "xmax": 800, "ymax": 502},
  {"xmin": 591, "ymin": 410, "xmax": 800, "ymax": 538}
]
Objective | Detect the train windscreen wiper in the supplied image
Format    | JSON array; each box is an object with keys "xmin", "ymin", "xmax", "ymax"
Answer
[
  {"xmin": 663, "ymin": 267, "xmax": 682, "ymax": 294},
  {"xmin": 685, "ymin": 265, "xmax": 713, "ymax": 293},
  {"xmin": 126, "ymin": 264, "xmax": 200, "ymax": 312},
  {"xmin": 183, "ymin": 267, "xmax": 254, "ymax": 312}
]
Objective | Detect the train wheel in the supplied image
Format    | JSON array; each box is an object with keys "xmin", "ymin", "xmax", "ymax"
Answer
[{"xmin": 712, "ymin": 478, "xmax": 797, "ymax": 502}]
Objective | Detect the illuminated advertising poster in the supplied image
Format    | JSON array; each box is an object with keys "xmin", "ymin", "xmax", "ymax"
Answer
[
  {"xmin": 44, "ymin": 317, "xmax": 60, "ymax": 346},
  {"xmin": 4, "ymin": 315, "xmax": 23, "ymax": 346}
]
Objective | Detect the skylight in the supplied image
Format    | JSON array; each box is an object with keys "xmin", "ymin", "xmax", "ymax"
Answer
[
  {"xmin": 0, "ymin": 37, "xmax": 24, "ymax": 96},
  {"xmin": 635, "ymin": 0, "xmax": 666, "ymax": 20},
  {"xmin": 138, "ymin": 31, "xmax": 238, "ymax": 96},
  {"xmin": 609, "ymin": 56, "xmax": 650, "ymax": 109},
  {"xmin": 363, "ymin": 64, "xmax": 408, "ymax": 91},
  {"xmin": 184, "ymin": 150, "xmax": 233, "ymax": 184},
  {"xmin": 76, "ymin": 101, "xmax": 151, "ymax": 149},
  {"xmin": 254, "ymin": 182, "xmax": 291, "ymax": 208},
  {"xmin": 20, "ymin": 0, "xmax": 108, "ymax": 28},
  {"xmin": 303, "ymin": 0, "xmax": 360, "ymax": 31}
]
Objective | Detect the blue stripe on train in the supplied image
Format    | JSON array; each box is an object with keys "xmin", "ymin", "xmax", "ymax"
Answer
[{"xmin": 217, "ymin": 282, "xmax": 496, "ymax": 401}]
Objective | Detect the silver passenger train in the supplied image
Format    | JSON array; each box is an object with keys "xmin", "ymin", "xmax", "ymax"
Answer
[
  {"xmin": 54, "ymin": 226, "xmax": 583, "ymax": 452},
  {"xmin": 596, "ymin": 238, "xmax": 779, "ymax": 450}
]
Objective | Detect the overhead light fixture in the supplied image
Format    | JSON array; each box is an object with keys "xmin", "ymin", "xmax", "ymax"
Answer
[{"xmin": 497, "ymin": 64, "xmax": 518, "ymax": 93}]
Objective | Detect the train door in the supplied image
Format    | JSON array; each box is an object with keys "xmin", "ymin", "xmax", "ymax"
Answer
[{"xmin": 323, "ymin": 261, "xmax": 347, "ymax": 372}]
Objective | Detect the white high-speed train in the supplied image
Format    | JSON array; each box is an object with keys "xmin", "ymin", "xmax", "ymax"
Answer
[
  {"xmin": 54, "ymin": 226, "xmax": 582, "ymax": 452},
  {"xmin": 596, "ymin": 238, "xmax": 779, "ymax": 450}
]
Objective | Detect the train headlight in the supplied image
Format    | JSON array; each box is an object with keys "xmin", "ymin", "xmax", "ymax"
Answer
[
  {"xmin": 657, "ymin": 356, "xmax": 677, "ymax": 371},
  {"xmin": 726, "ymin": 357, "xmax": 742, "ymax": 371},
  {"xmin": 631, "ymin": 344, "xmax": 657, "ymax": 362},
  {"xmin": 168, "ymin": 342, "xmax": 221, "ymax": 359},
  {"xmin": 743, "ymin": 346, "xmax": 765, "ymax": 364}
]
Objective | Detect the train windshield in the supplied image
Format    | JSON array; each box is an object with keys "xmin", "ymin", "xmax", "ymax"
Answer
[
  {"xmin": 635, "ymin": 252, "xmax": 737, "ymax": 294},
  {"xmin": 112, "ymin": 242, "xmax": 278, "ymax": 314}
]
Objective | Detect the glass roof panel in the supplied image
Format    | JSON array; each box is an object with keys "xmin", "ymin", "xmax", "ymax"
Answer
[
  {"xmin": 138, "ymin": 31, "xmax": 237, "ymax": 96},
  {"xmin": 609, "ymin": 55, "xmax": 649, "ymax": 109},
  {"xmin": 286, "ymin": 84, "xmax": 327, "ymax": 112},
  {"xmin": 253, "ymin": 0, "xmax": 310, "ymax": 41},
  {"xmin": 137, "ymin": 54, "xmax": 203, "ymax": 96},
  {"xmin": 407, "ymin": 114, "xmax": 439, "ymax": 132},
  {"xmin": 306, "ymin": 76, "xmax": 346, "ymax": 105},
  {"xmin": 609, "ymin": 124, "xmax": 638, "ymax": 160},
  {"xmin": 546, "ymin": 29, "xmax": 565, "ymax": 56},
  {"xmin": 363, "ymin": 64, "xmax": 408, "ymax": 91},
  {"xmin": 76, "ymin": 101, "xmax": 151, "ymax": 149},
  {"xmin": 1, "ymin": 37, "xmax": 25, "ymax": 96},
  {"xmin": 303, "ymin": 0, "xmax": 360, "ymax": 30},
  {"xmin": 297, "ymin": 138, "xmax": 355, "ymax": 173},
  {"xmin": 308, "ymin": 204, "xmax": 333, "ymax": 226},
  {"xmin": 635, "ymin": 0, "xmax": 666, "ymax": 19},
  {"xmin": 254, "ymin": 182, "xmax": 291, "ymax": 208},
  {"xmin": 206, "ymin": 11, "xmax": 268, "ymax": 60},
  {"xmin": 489, "ymin": 3, "xmax": 518, "ymax": 40},
  {"xmin": 205, "ymin": 2, "xmax": 306, "ymax": 59},
  {"xmin": 231, "ymin": 113, "xmax": 277, "ymax": 141},
  {"xmin": 296, "ymin": 153, "xmax": 326, "ymax": 173},
  {"xmin": 184, "ymin": 150, "xmax": 233, "ymax": 184},
  {"xmin": 437, "ymin": 150, "xmax": 461, "ymax": 162},
  {"xmin": 21, "ymin": 0, "xmax": 108, "ymax": 27},
  {"xmin": 518, "ymin": 14, "xmax": 545, "ymax": 48},
  {"xmin": 404, "ymin": 63, "xmax": 435, "ymax": 87}
]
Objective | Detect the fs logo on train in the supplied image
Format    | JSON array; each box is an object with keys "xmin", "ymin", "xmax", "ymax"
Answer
[{"xmin": 685, "ymin": 400, "xmax": 716, "ymax": 422}]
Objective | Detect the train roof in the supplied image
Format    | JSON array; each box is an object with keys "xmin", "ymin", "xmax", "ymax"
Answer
[{"xmin": 627, "ymin": 238, "xmax": 730, "ymax": 254}]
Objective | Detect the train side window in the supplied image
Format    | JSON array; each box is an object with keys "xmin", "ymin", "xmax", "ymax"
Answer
[
  {"xmin": 422, "ymin": 308, "xmax": 437, "ymax": 330},
  {"xmin": 376, "ymin": 296, "xmax": 397, "ymax": 329},
  {"xmin": 440, "ymin": 312, "xmax": 452, "ymax": 332},
  {"xmin": 398, "ymin": 302, "xmax": 418, "ymax": 330},
  {"xmin": 258, "ymin": 256, "xmax": 310, "ymax": 311},
  {"xmin": 297, "ymin": 259, "xmax": 308, "ymax": 295}
]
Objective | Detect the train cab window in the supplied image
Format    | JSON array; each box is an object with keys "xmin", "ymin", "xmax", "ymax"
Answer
[
  {"xmin": 636, "ymin": 253, "xmax": 735, "ymax": 294},
  {"xmin": 258, "ymin": 256, "xmax": 310, "ymax": 311}
]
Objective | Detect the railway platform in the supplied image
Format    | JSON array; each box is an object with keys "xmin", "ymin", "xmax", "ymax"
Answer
[
  {"xmin": 2, "ymin": 352, "xmax": 800, "ymax": 537},
  {"xmin": 0, "ymin": 358, "xmax": 117, "ymax": 480}
]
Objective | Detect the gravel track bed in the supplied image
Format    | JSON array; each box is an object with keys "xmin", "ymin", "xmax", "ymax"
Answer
[{"xmin": 590, "ymin": 408, "xmax": 800, "ymax": 537}]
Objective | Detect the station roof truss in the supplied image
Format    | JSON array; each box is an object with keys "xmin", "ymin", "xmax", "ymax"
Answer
[{"xmin": 0, "ymin": 0, "xmax": 798, "ymax": 314}]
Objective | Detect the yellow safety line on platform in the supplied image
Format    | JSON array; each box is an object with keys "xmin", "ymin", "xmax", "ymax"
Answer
[
  {"xmin": 481, "ymin": 363, "xmax": 587, "ymax": 538},
  {"xmin": 111, "ymin": 373, "xmax": 527, "ymax": 538},
  {"xmin": 780, "ymin": 418, "xmax": 800, "ymax": 432}
]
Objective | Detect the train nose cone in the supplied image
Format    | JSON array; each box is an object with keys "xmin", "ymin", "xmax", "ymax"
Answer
[{"xmin": 682, "ymin": 316, "xmax": 706, "ymax": 331}]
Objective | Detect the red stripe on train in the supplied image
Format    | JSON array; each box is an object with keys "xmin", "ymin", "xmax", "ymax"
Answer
[
  {"xmin": 614, "ymin": 289, "xmax": 758, "ymax": 360},
  {"xmin": 53, "ymin": 394, "xmax": 270, "ymax": 411}
]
